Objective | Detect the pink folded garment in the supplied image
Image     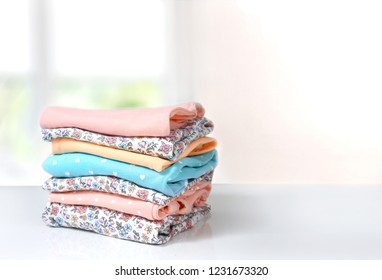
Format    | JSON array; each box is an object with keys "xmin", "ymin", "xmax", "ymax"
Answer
[
  {"xmin": 40, "ymin": 103, "xmax": 205, "ymax": 137},
  {"xmin": 48, "ymin": 182, "xmax": 211, "ymax": 220}
]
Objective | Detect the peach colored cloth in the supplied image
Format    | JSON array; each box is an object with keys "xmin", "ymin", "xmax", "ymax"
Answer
[
  {"xmin": 48, "ymin": 182, "xmax": 211, "ymax": 220},
  {"xmin": 40, "ymin": 103, "xmax": 205, "ymax": 137},
  {"xmin": 51, "ymin": 137, "xmax": 217, "ymax": 172}
]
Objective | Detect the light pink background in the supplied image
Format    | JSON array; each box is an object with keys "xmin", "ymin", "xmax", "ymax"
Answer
[{"xmin": 176, "ymin": 0, "xmax": 382, "ymax": 184}]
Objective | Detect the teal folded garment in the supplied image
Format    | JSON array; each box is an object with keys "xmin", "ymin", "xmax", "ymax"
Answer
[{"xmin": 42, "ymin": 150, "xmax": 217, "ymax": 197}]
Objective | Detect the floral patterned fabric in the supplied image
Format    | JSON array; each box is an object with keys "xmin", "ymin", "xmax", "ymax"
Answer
[
  {"xmin": 41, "ymin": 117, "xmax": 214, "ymax": 160},
  {"xmin": 48, "ymin": 183, "xmax": 210, "ymax": 220},
  {"xmin": 43, "ymin": 172, "xmax": 213, "ymax": 206},
  {"xmin": 40, "ymin": 104, "xmax": 217, "ymax": 244},
  {"xmin": 42, "ymin": 202, "xmax": 211, "ymax": 245}
]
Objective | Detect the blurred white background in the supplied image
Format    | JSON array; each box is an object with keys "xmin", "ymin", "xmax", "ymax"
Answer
[{"xmin": 1, "ymin": 0, "xmax": 382, "ymax": 186}]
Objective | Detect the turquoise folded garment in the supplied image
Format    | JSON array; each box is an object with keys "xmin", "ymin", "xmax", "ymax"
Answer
[{"xmin": 42, "ymin": 150, "xmax": 217, "ymax": 196}]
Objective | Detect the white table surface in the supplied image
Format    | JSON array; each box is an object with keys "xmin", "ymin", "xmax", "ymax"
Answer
[{"xmin": 1, "ymin": 184, "xmax": 382, "ymax": 260}]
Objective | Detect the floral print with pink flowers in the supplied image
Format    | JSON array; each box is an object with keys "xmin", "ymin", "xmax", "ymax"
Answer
[
  {"xmin": 42, "ymin": 203, "xmax": 211, "ymax": 244},
  {"xmin": 41, "ymin": 117, "xmax": 213, "ymax": 160},
  {"xmin": 43, "ymin": 172, "xmax": 213, "ymax": 206},
  {"xmin": 40, "ymin": 104, "xmax": 217, "ymax": 244}
]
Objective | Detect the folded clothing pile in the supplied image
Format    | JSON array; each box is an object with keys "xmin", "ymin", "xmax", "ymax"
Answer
[{"xmin": 39, "ymin": 103, "xmax": 218, "ymax": 244}]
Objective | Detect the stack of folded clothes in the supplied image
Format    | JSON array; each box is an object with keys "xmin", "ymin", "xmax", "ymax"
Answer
[{"xmin": 39, "ymin": 103, "xmax": 218, "ymax": 244}]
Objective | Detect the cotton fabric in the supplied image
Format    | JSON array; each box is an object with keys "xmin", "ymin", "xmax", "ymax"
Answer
[
  {"xmin": 40, "ymin": 103, "xmax": 205, "ymax": 137},
  {"xmin": 42, "ymin": 150, "xmax": 217, "ymax": 196},
  {"xmin": 42, "ymin": 172, "xmax": 213, "ymax": 206},
  {"xmin": 51, "ymin": 137, "xmax": 217, "ymax": 171},
  {"xmin": 40, "ymin": 102, "xmax": 216, "ymax": 244},
  {"xmin": 49, "ymin": 182, "xmax": 210, "ymax": 220},
  {"xmin": 41, "ymin": 117, "xmax": 213, "ymax": 160},
  {"xmin": 42, "ymin": 202, "xmax": 211, "ymax": 244}
]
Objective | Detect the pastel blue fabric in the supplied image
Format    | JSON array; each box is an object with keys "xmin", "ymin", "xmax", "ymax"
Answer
[{"xmin": 42, "ymin": 150, "xmax": 217, "ymax": 197}]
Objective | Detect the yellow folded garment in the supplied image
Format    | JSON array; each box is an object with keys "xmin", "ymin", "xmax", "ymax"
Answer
[{"xmin": 51, "ymin": 137, "xmax": 217, "ymax": 172}]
